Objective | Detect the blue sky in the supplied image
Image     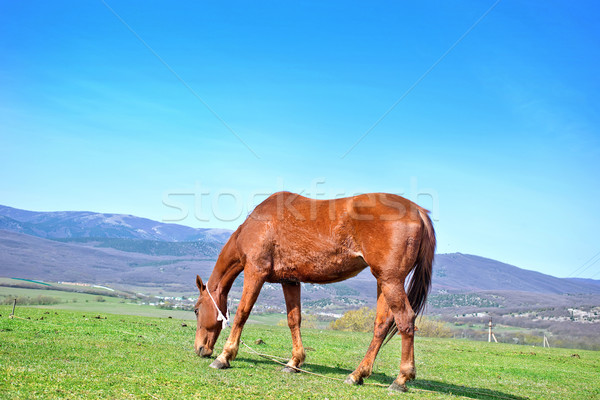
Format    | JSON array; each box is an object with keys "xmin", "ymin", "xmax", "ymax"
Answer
[{"xmin": 1, "ymin": 1, "xmax": 599, "ymax": 279}]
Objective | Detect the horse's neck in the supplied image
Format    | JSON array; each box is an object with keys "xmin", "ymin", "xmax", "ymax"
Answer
[{"xmin": 207, "ymin": 250, "xmax": 242, "ymax": 307}]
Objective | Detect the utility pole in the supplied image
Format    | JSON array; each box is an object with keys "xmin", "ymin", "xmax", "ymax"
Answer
[
  {"xmin": 488, "ymin": 317, "xmax": 498, "ymax": 343},
  {"xmin": 543, "ymin": 335, "xmax": 551, "ymax": 348},
  {"xmin": 9, "ymin": 298, "xmax": 16, "ymax": 319}
]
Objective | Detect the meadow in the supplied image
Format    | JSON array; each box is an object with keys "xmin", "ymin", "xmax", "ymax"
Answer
[
  {"xmin": 1, "ymin": 304, "xmax": 599, "ymax": 400},
  {"xmin": 0, "ymin": 286, "xmax": 292, "ymax": 328}
]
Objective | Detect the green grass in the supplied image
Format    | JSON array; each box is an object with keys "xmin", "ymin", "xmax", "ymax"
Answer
[
  {"xmin": 0, "ymin": 286, "xmax": 196, "ymax": 320},
  {"xmin": 1, "ymin": 306, "xmax": 598, "ymax": 399},
  {"xmin": 0, "ymin": 286, "xmax": 306, "ymax": 325}
]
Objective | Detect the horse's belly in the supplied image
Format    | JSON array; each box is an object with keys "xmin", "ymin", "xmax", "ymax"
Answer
[{"xmin": 268, "ymin": 251, "xmax": 368, "ymax": 284}]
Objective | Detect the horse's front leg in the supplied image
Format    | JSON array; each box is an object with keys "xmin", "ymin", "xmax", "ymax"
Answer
[
  {"xmin": 345, "ymin": 283, "xmax": 394, "ymax": 385},
  {"xmin": 281, "ymin": 282, "xmax": 306, "ymax": 373},
  {"xmin": 210, "ymin": 273, "xmax": 265, "ymax": 369}
]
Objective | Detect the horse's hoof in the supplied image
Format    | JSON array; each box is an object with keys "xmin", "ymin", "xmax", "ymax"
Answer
[
  {"xmin": 209, "ymin": 359, "xmax": 230, "ymax": 369},
  {"xmin": 281, "ymin": 366, "xmax": 299, "ymax": 373},
  {"xmin": 388, "ymin": 382, "xmax": 408, "ymax": 392},
  {"xmin": 344, "ymin": 375, "xmax": 363, "ymax": 385}
]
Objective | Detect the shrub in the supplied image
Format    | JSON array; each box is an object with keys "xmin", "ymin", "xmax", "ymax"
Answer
[
  {"xmin": 415, "ymin": 316, "xmax": 453, "ymax": 338},
  {"xmin": 329, "ymin": 308, "xmax": 454, "ymax": 338},
  {"xmin": 329, "ymin": 307, "xmax": 375, "ymax": 332},
  {"xmin": 1, "ymin": 295, "xmax": 61, "ymax": 306}
]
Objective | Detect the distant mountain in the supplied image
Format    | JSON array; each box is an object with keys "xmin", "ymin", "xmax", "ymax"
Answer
[
  {"xmin": 0, "ymin": 230, "xmax": 216, "ymax": 291},
  {"xmin": 0, "ymin": 215, "xmax": 39, "ymax": 237},
  {"xmin": 432, "ymin": 253, "xmax": 600, "ymax": 294},
  {"xmin": 54, "ymin": 237, "xmax": 224, "ymax": 258},
  {"xmin": 0, "ymin": 205, "xmax": 232, "ymax": 243},
  {"xmin": 564, "ymin": 277, "xmax": 600, "ymax": 289},
  {"xmin": 1, "ymin": 205, "xmax": 599, "ymax": 299}
]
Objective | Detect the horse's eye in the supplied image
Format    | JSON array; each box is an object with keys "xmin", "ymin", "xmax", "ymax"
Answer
[{"xmin": 194, "ymin": 308, "xmax": 199, "ymax": 316}]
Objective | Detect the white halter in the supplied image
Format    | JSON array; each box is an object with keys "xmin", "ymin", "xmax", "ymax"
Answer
[{"xmin": 206, "ymin": 287, "xmax": 230, "ymax": 329}]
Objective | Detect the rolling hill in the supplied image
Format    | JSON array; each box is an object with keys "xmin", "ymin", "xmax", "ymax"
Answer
[
  {"xmin": 0, "ymin": 230, "xmax": 216, "ymax": 292},
  {"xmin": 1, "ymin": 204, "xmax": 599, "ymax": 299}
]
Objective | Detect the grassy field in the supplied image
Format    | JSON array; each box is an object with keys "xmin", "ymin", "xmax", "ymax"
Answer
[
  {"xmin": 1, "ymin": 305, "xmax": 599, "ymax": 399},
  {"xmin": 0, "ymin": 285, "xmax": 195, "ymax": 320},
  {"xmin": 0, "ymin": 286, "xmax": 290, "ymax": 326}
]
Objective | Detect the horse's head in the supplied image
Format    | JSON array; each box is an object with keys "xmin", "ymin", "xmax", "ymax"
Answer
[{"xmin": 193, "ymin": 275, "xmax": 224, "ymax": 357}]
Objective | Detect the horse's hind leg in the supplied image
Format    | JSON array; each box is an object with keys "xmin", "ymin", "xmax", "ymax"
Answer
[
  {"xmin": 345, "ymin": 283, "xmax": 394, "ymax": 385},
  {"xmin": 364, "ymin": 233, "xmax": 420, "ymax": 391},
  {"xmin": 210, "ymin": 270, "xmax": 266, "ymax": 369},
  {"xmin": 281, "ymin": 282, "xmax": 306, "ymax": 372},
  {"xmin": 379, "ymin": 280, "xmax": 416, "ymax": 392}
]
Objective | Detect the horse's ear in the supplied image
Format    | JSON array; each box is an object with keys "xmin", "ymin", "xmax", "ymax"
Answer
[{"xmin": 196, "ymin": 275, "xmax": 205, "ymax": 293}]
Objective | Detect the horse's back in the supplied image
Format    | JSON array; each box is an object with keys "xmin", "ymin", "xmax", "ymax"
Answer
[
  {"xmin": 235, "ymin": 192, "xmax": 427, "ymax": 282},
  {"xmin": 248, "ymin": 191, "xmax": 423, "ymax": 223}
]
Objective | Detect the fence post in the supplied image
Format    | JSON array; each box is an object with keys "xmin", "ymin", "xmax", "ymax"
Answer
[{"xmin": 9, "ymin": 298, "xmax": 17, "ymax": 319}]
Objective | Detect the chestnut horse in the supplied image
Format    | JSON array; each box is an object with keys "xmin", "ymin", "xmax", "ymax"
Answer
[{"xmin": 194, "ymin": 191, "xmax": 435, "ymax": 392}]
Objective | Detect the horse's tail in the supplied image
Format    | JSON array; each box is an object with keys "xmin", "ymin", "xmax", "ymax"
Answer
[
  {"xmin": 408, "ymin": 207, "xmax": 436, "ymax": 317},
  {"xmin": 384, "ymin": 207, "xmax": 436, "ymax": 344}
]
